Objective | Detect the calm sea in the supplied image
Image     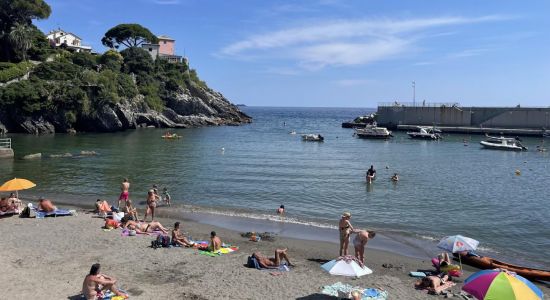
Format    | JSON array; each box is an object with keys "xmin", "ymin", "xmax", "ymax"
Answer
[{"xmin": 2, "ymin": 107, "xmax": 549, "ymax": 268}]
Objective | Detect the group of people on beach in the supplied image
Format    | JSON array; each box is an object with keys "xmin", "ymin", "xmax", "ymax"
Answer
[{"xmin": 0, "ymin": 192, "xmax": 21, "ymax": 213}]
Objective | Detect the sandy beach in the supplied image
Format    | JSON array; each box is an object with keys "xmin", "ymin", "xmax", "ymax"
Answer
[{"xmin": 1, "ymin": 204, "xmax": 548, "ymax": 300}]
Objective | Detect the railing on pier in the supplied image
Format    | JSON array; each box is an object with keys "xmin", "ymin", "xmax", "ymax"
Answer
[
  {"xmin": 378, "ymin": 102, "xmax": 461, "ymax": 108},
  {"xmin": 0, "ymin": 138, "xmax": 12, "ymax": 149}
]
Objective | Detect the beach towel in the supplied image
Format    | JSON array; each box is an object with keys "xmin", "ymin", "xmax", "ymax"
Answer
[
  {"xmin": 198, "ymin": 244, "xmax": 238, "ymax": 257},
  {"xmin": 409, "ymin": 271, "xmax": 427, "ymax": 278},
  {"xmin": 321, "ymin": 282, "xmax": 388, "ymax": 300},
  {"xmin": 0, "ymin": 208, "xmax": 20, "ymax": 216},
  {"xmin": 35, "ymin": 209, "xmax": 74, "ymax": 218}
]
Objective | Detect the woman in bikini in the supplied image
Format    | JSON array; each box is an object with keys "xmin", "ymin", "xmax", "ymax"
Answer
[
  {"xmin": 124, "ymin": 199, "xmax": 139, "ymax": 221},
  {"xmin": 143, "ymin": 190, "xmax": 158, "ymax": 222},
  {"xmin": 353, "ymin": 230, "xmax": 376, "ymax": 265},
  {"xmin": 339, "ymin": 212, "xmax": 354, "ymax": 256},
  {"xmin": 253, "ymin": 248, "xmax": 293, "ymax": 269},
  {"xmin": 123, "ymin": 220, "xmax": 168, "ymax": 234}
]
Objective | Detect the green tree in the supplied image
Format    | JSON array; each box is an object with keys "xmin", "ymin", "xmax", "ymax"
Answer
[
  {"xmin": 98, "ymin": 49, "xmax": 123, "ymax": 71},
  {"xmin": 0, "ymin": 0, "xmax": 51, "ymax": 61},
  {"xmin": 101, "ymin": 24, "xmax": 158, "ymax": 49},
  {"xmin": 8, "ymin": 23, "xmax": 33, "ymax": 60},
  {"xmin": 71, "ymin": 51, "xmax": 97, "ymax": 69},
  {"xmin": 120, "ymin": 47, "xmax": 153, "ymax": 83}
]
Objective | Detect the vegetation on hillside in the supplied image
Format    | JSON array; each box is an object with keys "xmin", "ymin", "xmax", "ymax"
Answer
[{"xmin": 0, "ymin": 0, "xmax": 214, "ymax": 132}]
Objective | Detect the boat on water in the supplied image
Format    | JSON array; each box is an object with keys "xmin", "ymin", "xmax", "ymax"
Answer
[
  {"xmin": 454, "ymin": 253, "xmax": 550, "ymax": 281},
  {"xmin": 355, "ymin": 123, "xmax": 392, "ymax": 139},
  {"xmin": 161, "ymin": 133, "xmax": 182, "ymax": 139},
  {"xmin": 406, "ymin": 126, "xmax": 442, "ymax": 140},
  {"xmin": 479, "ymin": 134, "xmax": 527, "ymax": 151},
  {"xmin": 302, "ymin": 134, "xmax": 324, "ymax": 142}
]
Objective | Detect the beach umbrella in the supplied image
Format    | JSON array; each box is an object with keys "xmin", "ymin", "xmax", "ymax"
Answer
[
  {"xmin": 437, "ymin": 235, "xmax": 479, "ymax": 269},
  {"xmin": 321, "ymin": 256, "xmax": 373, "ymax": 277},
  {"xmin": 462, "ymin": 269, "xmax": 543, "ymax": 300},
  {"xmin": 0, "ymin": 178, "xmax": 36, "ymax": 199}
]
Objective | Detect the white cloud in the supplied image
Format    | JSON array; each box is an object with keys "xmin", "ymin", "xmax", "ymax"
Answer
[
  {"xmin": 219, "ymin": 15, "xmax": 512, "ymax": 71},
  {"xmin": 333, "ymin": 78, "xmax": 375, "ymax": 87},
  {"xmin": 448, "ymin": 48, "xmax": 490, "ymax": 58}
]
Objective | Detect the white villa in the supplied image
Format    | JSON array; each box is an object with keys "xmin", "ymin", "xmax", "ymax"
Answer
[{"xmin": 47, "ymin": 29, "xmax": 92, "ymax": 53}]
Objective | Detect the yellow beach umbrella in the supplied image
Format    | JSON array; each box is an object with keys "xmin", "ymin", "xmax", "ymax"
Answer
[{"xmin": 0, "ymin": 178, "xmax": 36, "ymax": 198}]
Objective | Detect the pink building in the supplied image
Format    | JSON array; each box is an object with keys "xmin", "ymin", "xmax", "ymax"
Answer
[
  {"xmin": 158, "ymin": 35, "xmax": 175, "ymax": 56},
  {"xmin": 142, "ymin": 34, "xmax": 183, "ymax": 63}
]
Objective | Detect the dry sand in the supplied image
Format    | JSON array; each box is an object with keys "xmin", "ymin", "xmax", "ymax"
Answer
[{"xmin": 1, "ymin": 207, "xmax": 548, "ymax": 300}]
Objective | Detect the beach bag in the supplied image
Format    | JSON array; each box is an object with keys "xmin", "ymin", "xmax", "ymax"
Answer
[
  {"xmin": 104, "ymin": 219, "xmax": 119, "ymax": 229},
  {"xmin": 20, "ymin": 206, "xmax": 36, "ymax": 218},
  {"xmin": 247, "ymin": 256, "xmax": 260, "ymax": 269},
  {"xmin": 153, "ymin": 235, "xmax": 171, "ymax": 248}
]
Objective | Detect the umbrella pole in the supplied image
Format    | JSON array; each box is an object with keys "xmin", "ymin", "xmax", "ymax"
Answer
[{"xmin": 459, "ymin": 253, "xmax": 463, "ymax": 271}]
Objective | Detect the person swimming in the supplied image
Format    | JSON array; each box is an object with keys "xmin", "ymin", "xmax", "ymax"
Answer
[
  {"xmin": 391, "ymin": 173, "xmax": 399, "ymax": 181},
  {"xmin": 277, "ymin": 204, "xmax": 285, "ymax": 215}
]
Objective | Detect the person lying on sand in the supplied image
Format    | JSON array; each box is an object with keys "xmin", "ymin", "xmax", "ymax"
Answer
[
  {"xmin": 82, "ymin": 263, "xmax": 128, "ymax": 300},
  {"xmin": 252, "ymin": 249, "xmax": 293, "ymax": 269},
  {"xmin": 172, "ymin": 222, "xmax": 196, "ymax": 247},
  {"xmin": 123, "ymin": 220, "xmax": 168, "ymax": 234},
  {"xmin": 0, "ymin": 197, "xmax": 16, "ymax": 212},
  {"xmin": 415, "ymin": 273, "xmax": 454, "ymax": 294},
  {"xmin": 38, "ymin": 198, "xmax": 56, "ymax": 213}
]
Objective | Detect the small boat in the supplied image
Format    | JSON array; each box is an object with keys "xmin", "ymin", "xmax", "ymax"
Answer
[
  {"xmin": 407, "ymin": 126, "xmax": 442, "ymax": 140},
  {"xmin": 161, "ymin": 133, "xmax": 182, "ymax": 139},
  {"xmin": 302, "ymin": 134, "xmax": 324, "ymax": 142},
  {"xmin": 543, "ymin": 129, "xmax": 550, "ymax": 138},
  {"xmin": 479, "ymin": 134, "xmax": 527, "ymax": 151},
  {"xmin": 355, "ymin": 123, "xmax": 392, "ymax": 139},
  {"xmin": 454, "ymin": 253, "xmax": 550, "ymax": 281},
  {"xmin": 289, "ymin": 130, "xmax": 297, "ymax": 135}
]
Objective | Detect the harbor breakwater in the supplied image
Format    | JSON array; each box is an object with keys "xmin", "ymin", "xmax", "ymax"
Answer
[{"xmin": 377, "ymin": 103, "xmax": 550, "ymax": 134}]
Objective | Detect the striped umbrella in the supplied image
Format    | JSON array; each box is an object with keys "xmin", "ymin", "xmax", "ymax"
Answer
[{"xmin": 463, "ymin": 270, "xmax": 543, "ymax": 300}]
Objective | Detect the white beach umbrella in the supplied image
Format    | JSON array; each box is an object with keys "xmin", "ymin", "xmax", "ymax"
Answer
[
  {"xmin": 321, "ymin": 256, "xmax": 373, "ymax": 277},
  {"xmin": 437, "ymin": 235, "xmax": 479, "ymax": 269}
]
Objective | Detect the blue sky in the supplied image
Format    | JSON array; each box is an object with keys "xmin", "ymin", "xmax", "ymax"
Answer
[{"xmin": 36, "ymin": 0, "xmax": 550, "ymax": 108}]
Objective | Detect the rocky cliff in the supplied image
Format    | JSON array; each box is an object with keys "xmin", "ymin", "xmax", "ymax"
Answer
[{"xmin": 0, "ymin": 80, "xmax": 251, "ymax": 134}]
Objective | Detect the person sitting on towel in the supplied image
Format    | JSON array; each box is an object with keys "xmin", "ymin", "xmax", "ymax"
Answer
[
  {"xmin": 252, "ymin": 248, "xmax": 293, "ymax": 268},
  {"xmin": 172, "ymin": 222, "xmax": 196, "ymax": 247},
  {"xmin": 38, "ymin": 198, "xmax": 56, "ymax": 212},
  {"xmin": 124, "ymin": 199, "xmax": 139, "ymax": 221},
  {"xmin": 123, "ymin": 220, "xmax": 168, "ymax": 234},
  {"xmin": 95, "ymin": 199, "xmax": 111, "ymax": 219},
  {"xmin": 0, "ymin": 197, "xmax": 16, "ymax": 212},
  {"xmin": 7, "ymin": 193, "xmax": 21, "ymax": 210},
  {"xmin": 209, "ymin": 231, "xmax": 222, "ymax": 252},
  {"xmin": 82, "ymin": 263, "xmax": 128, "ymax": 300}
]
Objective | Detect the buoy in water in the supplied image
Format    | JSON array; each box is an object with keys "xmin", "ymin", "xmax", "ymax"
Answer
[{"xmin": 515, "ymin": 169, "xmax": 521, "ymax": 175}]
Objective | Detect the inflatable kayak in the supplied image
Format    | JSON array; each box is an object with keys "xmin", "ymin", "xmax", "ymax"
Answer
[
  {"xmin": 454, "ymin": 253, "xmax": 550, "ymax": 281},
  {"xmin": 161, "ymin": 134, "xmax": 181, "ymax": 139}
]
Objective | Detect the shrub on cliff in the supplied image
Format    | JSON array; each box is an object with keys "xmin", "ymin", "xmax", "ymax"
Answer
[
  {"xmin": 0, "ymin": 61, "xmax": 33, "ymax": 83},
  {"xmin": 32, "ymin": 61, "xmax": 81, "ymax": 81}
]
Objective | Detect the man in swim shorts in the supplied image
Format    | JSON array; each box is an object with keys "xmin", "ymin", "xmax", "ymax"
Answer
[
  {"xmin": 353, "ymin": 230, "xmax": 376, "ymax": 265},
  {"xmin": 117, "ymin": 178, "xmax": 130, "ymax": 209}
]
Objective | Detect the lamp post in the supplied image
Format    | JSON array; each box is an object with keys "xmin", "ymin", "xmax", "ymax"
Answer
[{"xmin": 412, "ymin": 81, "xmax": 416, "ymax": 106}]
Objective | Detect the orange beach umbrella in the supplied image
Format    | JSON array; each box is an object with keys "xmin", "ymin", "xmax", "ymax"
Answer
[{"xmin": 0, "ymin": 178, "xmax": 36, "ymax": 198}]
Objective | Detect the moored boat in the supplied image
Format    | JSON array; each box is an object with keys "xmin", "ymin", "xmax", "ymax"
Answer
[
  {"xmin": 480, "ymin": 134, "xmax": 527, "ymax": 151},
  {"xmin": 454, "ymin": 253, "xmax": 550, "ymax": 281},
  {"xmin": 302, "ymin": 134, "xmax": 324, "ymax": 142},
  {"xmin": 355, "ymin": 123, "xmax": 392, "ymax": 139},
  {"xmin": 406, "ymin": 126, "xmax": 442, "ymax": 140}
]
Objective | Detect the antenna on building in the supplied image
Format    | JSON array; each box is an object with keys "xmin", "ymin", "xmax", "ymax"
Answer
[{"xmin": 412, "ymin": 81, "xmax": 416, "ymax": 106}]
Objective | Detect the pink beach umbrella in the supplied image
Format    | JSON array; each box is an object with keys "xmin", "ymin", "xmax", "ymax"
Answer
[{"xmin": 462, "ymin": 269, "xmax": 543, "ymax": 300}]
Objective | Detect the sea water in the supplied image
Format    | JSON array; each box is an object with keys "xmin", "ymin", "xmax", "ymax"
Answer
[{"xmin": 2, "ymin": 106, "xmax": 549, "ymax": 268}]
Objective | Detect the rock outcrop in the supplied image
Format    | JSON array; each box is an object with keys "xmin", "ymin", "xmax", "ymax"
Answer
[{"xmin": 0, "ymin": 81, "xmax": 251, "ymax": 134}]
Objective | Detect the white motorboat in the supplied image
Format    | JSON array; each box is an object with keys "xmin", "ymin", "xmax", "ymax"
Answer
[
  {"xmin": 407, "ymin": 126, "xmax": 442, "ymax": 140},
  {"xmin": 480, "ymin": 134, "xmax": 527, "ymax": 151},
  {"xmin": 302, "ymin": 134, "xmax": 324, "ymax": 142},
  {"xmin": 355, "ymin": 123, "xmax": 392, "ymax": 139}
]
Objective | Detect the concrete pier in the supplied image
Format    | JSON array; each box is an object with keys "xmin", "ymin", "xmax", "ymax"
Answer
[
  {"xmin": 377, "ymin": 103, "xmax": 550, "ymax": 136},
  {"xmin": 396, "ymin": 125, "xmax": 545, "ymax": 136}
]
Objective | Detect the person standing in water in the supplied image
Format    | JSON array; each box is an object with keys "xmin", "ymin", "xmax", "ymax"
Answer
[
  {"xmin": 366, "ymin": 165, "xmax": 376, "ymax": 183},
  {"xmin": 117, "ymin": 178, "xmax": 130, "ymax": 209},
  {"xmin": 277, "ymin": 204, "xmax": 285, "ymax": 215},
  {"xmin": 339, "ymin": 212, "xmax": 354, "ymax": 256}
]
